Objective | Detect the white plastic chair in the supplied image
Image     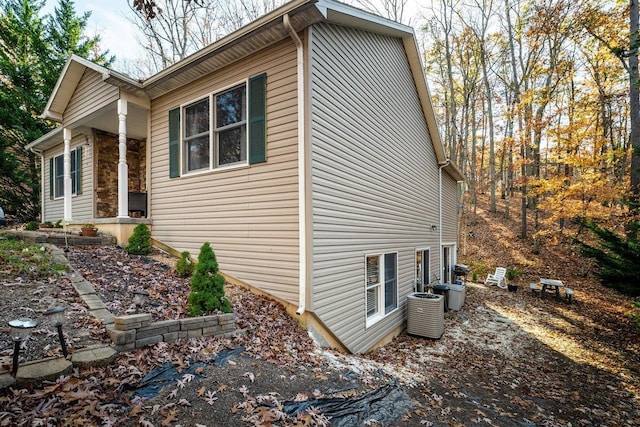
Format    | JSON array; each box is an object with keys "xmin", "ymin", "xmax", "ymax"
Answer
[{"xmin": 485, "ymin": 267, "xmax": 507, "ymax": 289}]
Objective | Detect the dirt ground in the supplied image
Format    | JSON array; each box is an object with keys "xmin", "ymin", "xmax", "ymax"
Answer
[{"xmin": 1, "ymin": 196, "xmax": 640, "ymax": 426}]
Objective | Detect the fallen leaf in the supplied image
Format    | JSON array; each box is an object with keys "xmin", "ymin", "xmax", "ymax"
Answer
[{"xmin": 161, "ymin": 408, "xmax": 178, "ymax": 426}]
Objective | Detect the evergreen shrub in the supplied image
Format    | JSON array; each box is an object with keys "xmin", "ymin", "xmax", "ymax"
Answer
[
  {"xmin": 126, "ymin": 223, "xmax": 152, "ymax": 255},
  {"xmin": 176, "ymin": 251, "xmax": 194, "ymax": 277},
  {"xmin": 580, "ymin": 220, "xmax": 640, "ymax": 297},
  {"xmin": 187, "ymin": 242, "xmax": 232, "ymax": 316}
]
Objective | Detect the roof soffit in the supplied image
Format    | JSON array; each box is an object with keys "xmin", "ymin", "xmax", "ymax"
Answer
[{"xmin": 142, "ymin": 0, "xmax": 323, "ymax": 99}]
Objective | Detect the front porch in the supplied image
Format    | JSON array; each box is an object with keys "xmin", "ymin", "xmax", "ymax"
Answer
[
  {"xmin": 67, "ymin": 217, "xmax": 151, "ymax": 246},
  {"xmin": 25, "ymin": 56, "xmax": 152, "ymax": 246}
]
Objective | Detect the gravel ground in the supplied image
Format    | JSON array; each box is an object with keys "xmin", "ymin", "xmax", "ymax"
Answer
[
  {"xmin": 0, "ymin": 245, "xmax": 191, "ymax": 368},
  {"xmin": 2, "ymin": 239, "xmax": 639, "ymax": 426}
]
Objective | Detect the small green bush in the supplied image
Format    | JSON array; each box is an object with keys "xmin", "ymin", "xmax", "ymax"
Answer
[
  {"xmin": 25, "ymin": 221, "xmax": 39, "ymax": 231},
  {"xmin": 187, "ymin": 242, "xmax": 232, "ymax": 316},
  {"xmin": 54, "ymin": 219, "xmax": 63, "ymax": 228},
  {"xmin": 176, "ymin": 251, "xmax": 195, "ymax": 277},
  {"xmin": 506, "ymin": 267, "xmax": 524, "ymax": 281},
  {"xmin": 126, "ymin": 223, "xmax": 152, "ymax": 255},
  {"xmin": 467, "ymin": 260, "xmax": 488, "ymax": 280}
]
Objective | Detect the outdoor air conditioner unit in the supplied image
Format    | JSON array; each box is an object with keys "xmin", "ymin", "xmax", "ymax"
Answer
[{"xmin": 406, "ymin": 292, "xmax": 444, "ymax": 339}]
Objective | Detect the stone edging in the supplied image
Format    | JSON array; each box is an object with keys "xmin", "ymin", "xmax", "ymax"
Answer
[
  {"xmin": 108, "ymin": 312, "xmax": 237, "ymax": 351},
  {"xmin": 1, "ymin": 243, "xmax": 241, "ymax": 389},
  {"xmin": 56, "ymin": 245, "xmax": 242, "ymax": 350}
]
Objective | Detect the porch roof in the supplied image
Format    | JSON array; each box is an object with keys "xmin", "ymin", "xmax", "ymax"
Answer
[{"xmin": 32, "ymin": 0, "xmax": 458, "ymax": 179}]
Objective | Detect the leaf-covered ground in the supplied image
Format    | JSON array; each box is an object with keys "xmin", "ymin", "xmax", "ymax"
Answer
[{"xmin": 1, "ymin": 196, "xmax": 639, "ymax": 426}]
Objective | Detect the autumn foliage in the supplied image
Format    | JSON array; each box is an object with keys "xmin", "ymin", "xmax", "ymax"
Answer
[{"xmin": 187, "ymin": 242, "xmax": 232, "ymax": 316}]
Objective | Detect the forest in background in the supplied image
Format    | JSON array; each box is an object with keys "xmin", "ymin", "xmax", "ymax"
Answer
[
  {"xmin": 2, "ymin": 0, "xmax": 639, "ymax": 292},
  {"xmin": 422, "ymin": 0, "xmax": 636, "ymax": 244}
]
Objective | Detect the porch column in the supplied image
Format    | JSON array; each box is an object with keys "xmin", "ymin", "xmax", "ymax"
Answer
[
  {"xmin": 117, "ymin": 99, "xmax": 129, "ymax": 218},
  {"xmin": 63, "ymin": 127, "xmax": 72, "ymax": 221}
]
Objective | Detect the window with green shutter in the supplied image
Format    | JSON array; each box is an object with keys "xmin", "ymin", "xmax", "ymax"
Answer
[
  {"xmin": 168, "ymin": 74, "xmax": 267, "ymax": 177},
  {"xmin": 49, "ymin": 158, "xmax": 54, "ymax": 199},
  {"xmin": 248, "ymin": 73, "xmax": 266, "ymax": 164},
  {"xmin": 169, "ymin": 107, "xmax": 180, "ymax": 178},
  {"xmin": 50, "ymin": 147, "xmax": 82, "ymax": 198}
]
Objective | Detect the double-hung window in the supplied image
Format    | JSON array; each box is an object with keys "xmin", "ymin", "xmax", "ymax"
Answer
[
  {"xmin": 215, "ymin": 85, "xmax": 246, "ymax": 166},
  {"xmin": 366, "ymin": 252, "xmax": 398, "ymax": 325},
  {"xmin": 51, "ymin": 147, "xmax": 81, "ymax": 199},
  {"xmin": 168, "ymin": 73, "xmax": 266, "ymax": 178},
  {"xmin": 184, "ymin": 98, "xmax": 210, "ymax": 172},
  {"xmin": 183, "ymin": 85, "xmax": 247, "ymax": 172}
]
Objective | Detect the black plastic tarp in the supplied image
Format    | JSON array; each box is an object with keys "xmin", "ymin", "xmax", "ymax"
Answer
[
  {"xmin": 283, "ymin": 381, "xmax": 414, "ymax": 426},
  {"xmin": 134, "ymin": 361, "xmax": 208, "ymax": 399},
  {"xmin": 132, "ymin": 346, "xmax": 247, "ymax": 398}
]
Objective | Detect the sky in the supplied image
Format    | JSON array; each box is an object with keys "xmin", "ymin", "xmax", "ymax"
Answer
[
  {"xmin": 43, "ymin": 0, "xmax": 145, "ymax": 69},
  {"xmin": 41, "ymin": 0, "xmax": 424, "ymax": 75}
]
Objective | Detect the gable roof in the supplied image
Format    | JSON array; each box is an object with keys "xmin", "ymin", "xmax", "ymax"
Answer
[
  {"xmin": 42, "ymin": 55, "xmax": 142, "ymax": 122},
  {"xmin": 35, "ymin": 0, "xmax": 463, "ymax": 181}
]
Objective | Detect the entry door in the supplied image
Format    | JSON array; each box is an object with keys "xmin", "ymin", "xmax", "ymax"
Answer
[
  {"xmin": 442, "ymin": 246, "xmax": 454, "ymax": 283},
  {"xmin": 415, "ymin": 249, "xmax": 430, "ymax": 291}
]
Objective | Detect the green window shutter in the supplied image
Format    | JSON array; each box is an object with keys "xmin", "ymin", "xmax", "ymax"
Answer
[
  {"xmin": 76, "ymin": 146, "xmax": 82, "ymax": 195},
  {"xmin": 248, "ymin": 73, "xmax": 267, "ymax": 164},
  {"xmin": 169, "ymin": 107, "xmax": 180, "ymax": 178},
  {"xmin": 49, "ymin": 157, "xmax": 54, "ymax": 199}
]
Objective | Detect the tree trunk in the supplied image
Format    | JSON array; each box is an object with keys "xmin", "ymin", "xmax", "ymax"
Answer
[
  {"xmin": 481, "ymin": 44, "xmax": 497, "ymax": 213},
  {"xmin": 630, "ymin": 0, "xmax": 640, "ymax": 209}
]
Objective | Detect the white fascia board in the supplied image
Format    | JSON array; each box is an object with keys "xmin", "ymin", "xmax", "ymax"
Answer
[
  {"xmin": 316, "ymin": 0, "xmax": 413, "ymax": 37},
  {"xmin": 41, "ymin": 54, "xmax": 144, "ymax": 121},
  {"xmin": 142, "ymin": 0, "xmax": 314, "ymax": 90},
  {"xmin": 25, "ymin": 127, "xmax": 63, "ymax": 151}
]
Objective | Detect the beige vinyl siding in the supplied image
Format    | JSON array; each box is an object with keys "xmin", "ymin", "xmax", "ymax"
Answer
[
  {"xmin": 43, "ymin": 147, "xmax": 63, "ymax": 222},
  {"xmin": 150, "ymin": 38, "xmax": 300, "ymax": 304},
  {"xmin": 309, "ymin": 23, "xmax": 444, "ymax": 353},
  {"xmin": 441, "ymin": 173, "xmax": 459, "ymax": 244},
  {"xmin": 64, "ymin": 69, "xmax": 119, "ymax": 125},
  {"xmin": 43, "ymin": 136, "xmax": 94, "ymax": 222}
]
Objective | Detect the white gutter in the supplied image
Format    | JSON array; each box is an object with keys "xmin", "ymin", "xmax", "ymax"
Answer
[
  {"xmin": 284, "ymin": 14, "xmax": 307, "ymax": 316},
  {"xmin": 438, "ymin": 159, "xmax": 450, "ymax": 283}
]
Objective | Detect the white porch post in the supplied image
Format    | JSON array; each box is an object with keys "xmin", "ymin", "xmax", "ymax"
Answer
[
  {"xmin": 117, "ymin": 99, "xmax": 129, "ymax": 218},
  {"xmin": 63, "ymin": 128, "xmax": 72, "ymax": 221}
]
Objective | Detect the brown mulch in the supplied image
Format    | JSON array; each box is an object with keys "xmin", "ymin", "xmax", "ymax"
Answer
[{"xmin": 1, "ymin": 195, "xmax": 640, "ymax": 426}]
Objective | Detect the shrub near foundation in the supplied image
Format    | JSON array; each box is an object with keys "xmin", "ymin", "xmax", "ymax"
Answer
[
  {"xmin": 187, "ymin": 242, "xmax": 232, "ymax": 316},
  {"xmin": 176, "ymin": 251, "xmax": 194, "ymax": 277},
  {"xmin": 126, "ymin": 223, "xmax": 152, "ymax": 255}
]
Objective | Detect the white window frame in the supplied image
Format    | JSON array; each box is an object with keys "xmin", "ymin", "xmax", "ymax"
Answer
[
  {"xmin": 214, "ymin": 84, "xmax": 247, "ymax": 168},
  {"xmin": 415, "ymin": 247, "xmax": 430, "ymax": 292},
  {"xmin": 365, "ymin": 251, "xmax": 398, "ymax": 327},
  {"xmin": 182, "ymin": 97, "xmax": 211, "ymax": 173},
  {"xmin": 442, "ymin": 243, "xmax": 457, "ymax": 284},
  {"xmin": 53, "ymin": 148, "xmax": 79, "ymax": 199},
  {"xmin": 181, "ymin": 80, "xmax": 248, "ymax": 175}
]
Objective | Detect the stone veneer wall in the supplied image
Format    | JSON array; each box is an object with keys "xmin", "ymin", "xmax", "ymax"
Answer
[
  {"xmin": 107, "ymin": 313, "xmax": 237, "ymax": 351},
  {"xmin": 93, "ymin": 129, "xmax": 146, "ymax": 218}
]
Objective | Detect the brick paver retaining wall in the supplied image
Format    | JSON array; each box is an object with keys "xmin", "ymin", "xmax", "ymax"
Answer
[{"xmin": 108, "ymin": 312, "xmax": 237, "ymax": 351}]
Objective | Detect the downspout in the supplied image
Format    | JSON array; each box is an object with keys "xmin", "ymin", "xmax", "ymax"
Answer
[
  {"xmin": 284, "ymin": 14, "xmax": 307, "ymax": 315},
  {"xmin": 438, "ymin": 159, "xmax": 450, "ymax": 283}
]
